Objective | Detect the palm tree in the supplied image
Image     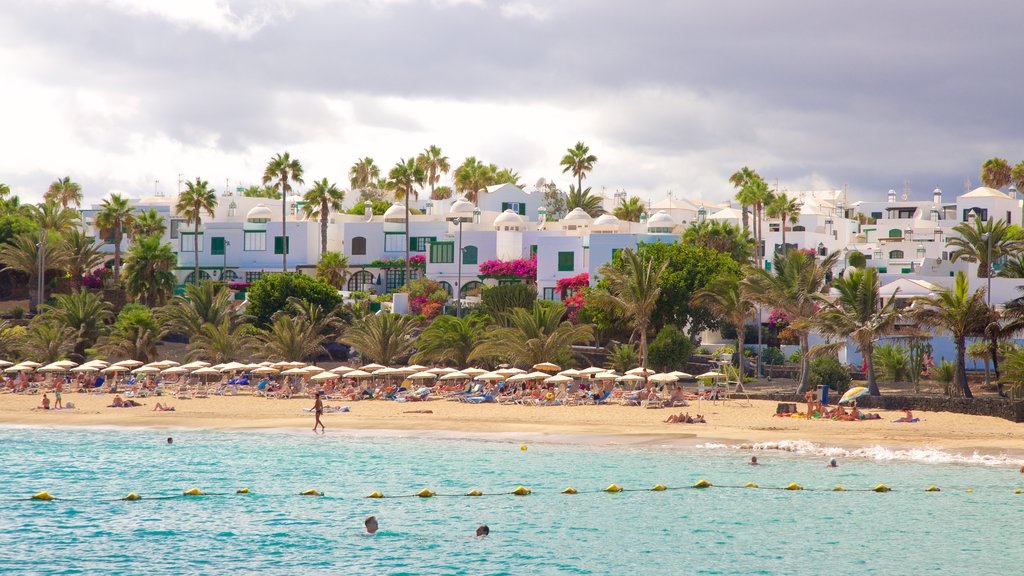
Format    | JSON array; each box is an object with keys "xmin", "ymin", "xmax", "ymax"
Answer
[
  {"xmin": 241, "ymin": 184, "xmax": 281, "ymax": 199},
  {"xmin": 0, "ymin": 320, "xmax": 23, "ymax": 360},
  {"xmin": 566, "ymin": 185, "xmax": 603, "ymax": 217},
  {"xmin": 911, "ymin": 271, "xmax": 990, "ymax": 398},
  {"xmin": 38, "ymin": 290, "xmax": 112, "ymax": 358},
  {"xmin": 122, "ymin": 235, "xmax": 177, "ymax": 307},
  {"xmin": 23, "ymin": 320, "xmax": 74, "ymax": 363},
  {"xmin": 59, "ymin": 228, "xmax": 105, "ymax": 290},
  {"xmin": 591, "ymin": 248, "xmax": 667, "ymax": 369},
  {"xmin": 433, "ymin": 185, "xmax": 454, "ymax": 201},
  {"xmin": 0, "ymin": 183, "xmax": 10, "ymax": 197},
  {"xmin": 416, "ymin": 145, "xmax": 451, "ymax": 200},
  {"xmin": 560, "ymin": 141, "xmax": 598, "ymax": 198},
  {"xmin": 302, "ymin": 178, "xmax": 345, "ymax": 254},
  {"xmin": 730, "ymin": 166, "xmax": 761, "ymax": 232},
  {"xmin": 35, "ymin": 200, "xmax": 80, "ymax": 233},
  {"xmin": 1012, "ymin": 161, "xmax": 1024, "ymax": 192},
  {"xmin": 613, "ymin": 196, "xmax": 645, "ymax": 222},
  {"xmin": 387, "ymin": 158, "xmax": 426, "ymax": 289},
  {"xmin": 159, "ymin": 281, "xmax": 241, "ymax": 340},
  {"xmin": 349, "ymin": 157, "xmax": 381, "ymax": 195},
  {"xmin": 998, "ymin": 254, "xmax": 1024, "ymax": 278},
  {"xmin": 46, "ymin": 176, "xmax": 83, "ymax": 209},
  {"xmin": 315, "ymin": 251, "xmax": 348, "ymax": 289},
  {"xmin": 948, "ymin": 217, "xmax": 1024, "ymax": 278},
  {"xmin": 263, "ymin": 152, "xmax": 305, "ymax": 272},
  {"xmin": 341, "ymin": 312, "xmax": 417, "ymax": 365},
  {"xmin": 98, "ymin": 306, "xmax": 164, "ymax": 363},
  {"xmin": 812, "ymin": 267, "xmax": 899, "ymax": 396},
  {"xmin": 129, "ymin": 209, "xmax": 166, "ymax": 239},
  {"xmin": 454, "ymin": 156, "xmax": 494, "ymax": 203},
  {"xmin": 412, "ymin": 315, "xmax": 487, "ymax": 367},
  {"xmin": 680, "ymin": 220, "xmax": 754, "ymax": 264},
  {"xmin": 474, "ymin": 303, "xmax": 593, "ymax": 367},
  {"xmin": 95, "ymin": 193, "xmax": 135, "ymax": 282},
  {"xmin": 175, "ymin": 178, "xmax": 218, "ymax": 285},
  {"xmin": 0, "ymin": 232, "xmax": 66, "ymax": 313},
  {"xmin": 766, "ymin": 193, "xmax": 800, "ymax": 254},
  {"xmin": 694, "ymin": 276, "xmax": 754, "ymax": 381},
  {"xmin": 186, "ymin": 321, "xmax": 258, "ymax": 363},
  {"xmin": 981, "ymin": 157, "xmax": 1012, "ymax": 189},
  {"xmin": 741, "ymin": 249, "xmax": 840, "ymax": 393},
  {"xmin": 259, "ymin": 315, "xmax": 330, "ymax": 361}
]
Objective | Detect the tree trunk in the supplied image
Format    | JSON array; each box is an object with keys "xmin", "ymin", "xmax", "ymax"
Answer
[
  {"xmin": 281, "ymin": 176, "xmax": 288, "ymax": 273},
  {"xmin": 113, "ymin": 233, "xmax": 122, "ymax": 282},
  {"xmin": 736, "ymin": 324, "xmax": 745, "ymax": 382},
  {"xmin": 957, "ymin": 337, "xmax": 973, "ymax": 398},
  {"xmin": 741, "ymin": 205, "xmax": 749, "ymax": 231},
  {"xmin": 866, "ymin": 344, "xmax": 880, "ymax": 396},
  {"xmin": 797, "ymin": 332, "xmax": 810, "ymax": 394},
  {"xmin": 405, "ymin": 188, "xmax": 411, "ymax": 291},
  {"xmin": 991, "ymin": 334, "xmax": 1005, "ymax": 397},
  {"xmin": 193, "ymin": 219, "xmax": 200, "ymax": 286},
  {"xmin": 781, "ymin": 222, "xmax": 787, "ymax": 255},
  {"xmin": 320, "ymin": 207, "xmax": 328, "ymax": 256}
]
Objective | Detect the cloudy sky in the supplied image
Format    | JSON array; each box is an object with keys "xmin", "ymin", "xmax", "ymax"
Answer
[{"xmin": 1, "ymin": 0, "xmax": 1022, "ymax": 207}]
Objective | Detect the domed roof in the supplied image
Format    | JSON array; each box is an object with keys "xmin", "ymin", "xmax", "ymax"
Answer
[
  {"xmin": 592, "ymin": 213, "xmax": 620, "ymax": 229},
  {"xmin": 962, "ymin": 186, "xmax": 1010, "ymax": 200},
  {"xmin": 246, "ymin": 204, "xmax": 273, "ymax": 222},
  {"xmin": 563, "ymin": 207, "xmax": 593, "ymax": 223},
  {"xmin": 383, "ymin": 203, "xmax": 408, "ymax": 222},
  {"xmin": 646, "ymin": 210, "xmax": 676, "ymax": 228},
  {"xmin": 493, "ymin": 209, "xmax": 524, "ymax": 227},
  {"xmin": 449, "ymin": 196, "xmax": 475, "ymax": 217}
]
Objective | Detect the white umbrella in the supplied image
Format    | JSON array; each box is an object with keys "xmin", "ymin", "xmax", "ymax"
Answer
[
  {"xmin": 532, "ymin": 362, "xmax": 561, "ymax": 372},
  {"xmin": 132, "ymin": 366, "xmax": 160, "ymax": 374},
  {"xmin": 330, "ymin": 366, "xmax": 354, "ymax": 375},
  {"xmin": 0, "ymin": 360, "xmax": 12, "ymax": 368},
  {"xmin": 616, "ymin": 374, "xmax": 646, "ymax": 383},
  {"xmin": 427, "ymin": 367, "xmax": 457, "ymax": 375},
  {"xmin": 594, "ymin": 372, "xmax": 620, "ymax": 380},
  {"xmin": 626, "ymin": 367, "xmax": 655, "ymax": 376},
  {"xmin": 179, "ymin": 361, "xmax": 210, "ymax": 370},
  {"xmin": 113, "ymin": 360, "xmax": 143, "ymax": 368},
  {"xmin": 280, "ymin": 367, "xmax": 309, "ymax": 375},
  {"xmin": 578, "ymin": 367, "xmax": 605, "ymax": 376},
  {"xmin": 38, "ymin": 363, "xmax": 70, "ymax": 372},
  {"xmin": 345, "ymin": 369, "xmax": 372, "ymax": 378},
  {"xmin": 211, "ymin": 363, "xmax": 227, "ymax": 371},
  {"xmin": 697, "ymin": 371, "xmax": 725, "ymax": 379},
  {"xmin": 495, "ymin": 368, "xmax": 526, "ymax": 376},
  {"xmin": 392, "ymin": 366, "xmax": 419, "ymax": 375},
  {"xmin": 373, "ymin": 367, "xmax": 400, "ymax": 375},
  {"xmin": 474, "ymin": 372, "xmax": 506, "ymax": 381},
  {"xmin": 157, "ymin": 360, "xmax": 181, "ymax": 368},
  {"xmin": 250, "ymin": 366, "xmax": 280, "ymax": 375},
  {"xmin": 17, "ymin": 361, "xmax": 42, "ymax": 368},
  {"xmin": 192, "ymin": 367, "xmax": 221, "ymax": 375},
  {"xmin": 304, "ymin": 366, "xmax": 325, "ymax": 374},
  {"xmin": 670, "ymin": 371, "xmax": 694, "ymax": 379},
  {"xmin": 409, "ymin": 371, "xmax": 438, "ymax": 380},
  {"xmin": 461, "ymin": 367, "xmax": 488, "ymax": 376},
  {"xmin": 360, "ymin": 363, "xmax": 386, "ymax": 371},
  {"xmin": 648, "ymin": 373, "xmax": 680, "ymax": 384},
  {"xmin": 558, "ymin": 369, "xmax": 580, "ymax": 377},
  {"xmin": 71, "ymin": 365, "xmax": 101, "ymax": 373},
  {"xmin": 439, "ymin": 371, "xmax": 469, "ymax": 381},
  {"xmin": 543, "ymin": 375, "xmax": 573, "ymax": 384},
  {"xmin": 101, "ymin": 365, "xmax": 128, "ymax": 374},
  {"xmin": 310, "ymin": 371, "xmax": 337, "ymax": 381},
  {"xmin": 506, "ymin": 373, "xmax": 533, "ymax": 383},
  {"xmin": 51, "ymin": 360, "xmax": 78, "ymax": 368},
  {"xmin": 404, "ymin": 364, "xmax": 427, "ymax": 371},
  {"xmin": 219, "ymin": 362, "xmax": 247, "ymax": 372},
  {"xmin": 161, "ymin": 366, "xmax": 190, "ymax": 374},
  {"xmin": 5, "ymin": 365, "xmax": 31, "ymax": 373},
  {"xmin": 81, "ymin": 360, "xmax": 109, "ymax": 368}
]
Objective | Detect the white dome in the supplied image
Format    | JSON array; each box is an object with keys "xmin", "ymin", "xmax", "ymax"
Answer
[
  {"xmin": 383, "ymin": 203, "xmax": 408, "ymax": 222},
  {"xmin": 646, "ymin": 210, "xmax": 676, "ymax": 228},
  {"xmin": 493, "ymin": 209, "xmax": 524, "ymax": 228},
  {"xmin": 563, "ymin": 207, "xmax": 593, "ymax": 223},
  {"xmin": 592, "ymin": 213, "xmax": 620, "ymax": 230},
  {"xmin": 449, "ymin": 196, "xmax": 475, "ymax": 217},
  {"xmin": 246, "ymin": 204, "xmax": 273, "ymax": 222}
]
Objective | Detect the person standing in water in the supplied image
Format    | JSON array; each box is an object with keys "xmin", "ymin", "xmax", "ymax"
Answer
[{"xmin": 312, "ymin": 391, "xmax": 325, "ymax": 433}]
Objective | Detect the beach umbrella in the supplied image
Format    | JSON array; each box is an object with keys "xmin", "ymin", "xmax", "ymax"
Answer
[
  {"xmin": 192, "ymin": 367, "xmax": 220, "ymax": 375},
  {"xmin": 80, "ymin": 360, "xmax": 109, "ymax": 368},
  {"xmin": 211, "ymin": 363, "xmax": 228, "ymax": 371},
  {"xmin": 616, "ymin": 374, "xmax": 645, "ymax": 383},
  {"xmin": 0, "ymin": 360, "xmax": 12, "ymax": 368},
  {"xmin": 310, "ymin": 371, "xmax": 336, "ymax": 381},
  {"xmin": 161, "ymin": 366, "xmax": 190, "ymax": 374},
  {"xmin": 593, "ymin": 372, "xmax": 620, "ymax": 380},
  {"xmin": 304, "ymin": 366, "xmax": 325, "ymax": 374},
  {"xmin": 51, "ymin": 360, "xmax": 78, "ymax": 368},
  {"xmin": 543, "ymin": 375, "xmax": 573, "ymax": 384},
  {"xmin": 427, "ymin": 367, "xmax": 457, "ymax": 375},
  {"xmin": 495, "ymin": 368, "xmax": 526, "ymax": 376},
  {"xmin": 5, "ymin": 365, "xmax": 30, "ymax": 373},
  {"xmin": 648, "ymin": 373, "xmax": 680, "ymax": 384},
  {"xmin": 474, "ymin": 372, "xmax": 506, "ymax": 381},
  {"xmin": 113, "ymin": 360, "xmax": 143, "ymax": 368},
  {"xmin": 70, "ymin": 365, "xmax": 101, "ymax": 373},
  {"xmin": 17, "ymin": 361, "xmax": 42, "ymax": 368},
  {"xmin": 578, "ymin": 367, "xmax": 605, "ymax": 376},
  {"xmin": 250, "ymin": 366, "xmax": 280, "ymax": 375},
  {"xmin": 157, "ymin": 360, "xmax": 181, "ymax": 367},
  {"xmin": 360, "ymin": 363, "xmax": 386, "ymax": 371},
  {"xmin": 409, "ymin": 371, "xmax": 438, "ymax": 380},
  {"xmin": 696, "ymin": 371, "xmax": 725, "ymax": 379},
  {"xmin": 439, "ymin": 371, "xmax": 468, "ymax": 381},
  {"xmin": 219, "ymin": 362, "xmax": 247, "ymax": 372},
  {"xmin": 626, "ymin": 367, "xmax": 655, "ymax": 376},
  {"xmin": 101, "ymin": 365, "xmax": 127, "ymax": 374},
  {"xmin": 506, "ymin": 373, "xmax": 533, "ymax": 383},
  {"xmin": 558, "ymin": 369, "xmax": 580, "ymax": 377},
  {"xmin": 330, "ymin": 366, "xmax": 354, "ymax": 375},
  {"xmin": 670, "ymin": 371, "xmax": 694, "ymax": 379},
  {"xmin": 38, "ymin": 363, "xmax": 70, "ymax": 372},
  {"xmin": 270, "ymin": 361, "xmax": 292, "ymax": 369},
  {"xmin": 405, "ymin": 364, "xmax": 427, "ymax": 371},
  {"xmin": 392, "ymin": 366, "xmax": 419, "ymax": 375},
  {"xmin": 179, "ymin": 361, "xmax": 210, "ymax": 370},
  {"xmin": 532, "ymin": 362, "xmax": 561, "ymax": 372},
  {"xmin": 460, "ymin": 367, "xmax": 488, "ymax": 376},
  {"xmin": 132, "ymin": 366, "xmax": 160, "ymax": 374},
  {"xmin": 373, "ymin": 367, "xmax": 400, "ymax": 376},
  {"xmin": 839, "ymin": 386, "xmax": 869, "ymax": 404},
  {"xmin": 280, "ymin": 367, "xmax": 309, "ymax": 376},
  {"xmin": 345, "ymin": 369, "xmax": 372, "ymax": 378}
]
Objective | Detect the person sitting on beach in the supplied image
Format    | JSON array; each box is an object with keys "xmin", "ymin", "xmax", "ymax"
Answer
[
  {"xmin": 364, "ymin": 516, "xmax": 378, "ymax": 535},
  {"xmin": 895, "ymin": 409, "xmax": 917, "ymax": 423},
  {"xmin": 153, "ymin": 402, "xmax": 175, "ymax": 412},
  {"xmin": 123, "ymin": 398, "xmax": 142, "ymax": 407},
  {"xmin": 692, "ymin": 414, "xmax": 706, "ymax": 423},
  {"xmin": 40, "ymin": 393, "xmax": 50, "ymax": 410},
  {"xmin": 110, "ymin": 395, "xmax": 124, "ymax": 408}
]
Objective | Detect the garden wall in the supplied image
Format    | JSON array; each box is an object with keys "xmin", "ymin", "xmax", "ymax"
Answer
[{"xmin": 752, "ymin": 392, "xmax": 1024, "ymax": 423}]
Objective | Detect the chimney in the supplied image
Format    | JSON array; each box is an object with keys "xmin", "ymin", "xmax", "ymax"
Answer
[
  {"xmin": 933, "ymin": 188, "xmax": 942, "ymax": 204},
  {"xmin": 887, "ymin": 189, "xmax": 896, "ymax": 203}
]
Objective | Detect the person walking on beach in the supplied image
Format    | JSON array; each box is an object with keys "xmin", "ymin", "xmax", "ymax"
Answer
[
  {"xmin": 54, "ymin": 380, "xmax": 63, "ymax": 409},
  {"xmin": 312, "ymin": 391, "xmax": 325, "ymax": 433}
]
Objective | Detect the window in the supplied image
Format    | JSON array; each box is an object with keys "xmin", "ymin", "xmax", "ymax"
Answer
[
  {"xmin": 245, "ymin": 271, "xmax": 263, "ymax": 283},
  {"xmin": 793, "ymin": 225, "xmax": 805, "ymax": 232},
  {"xmin": 461, "ymin": 281, "xmax": 482, "ymax": 297},
  {"xmin": 1009, "ymin": 210, "xmax": 1013, "ymax": 224},
  {"xmin": 542, "ymin": 287, "xmax": 557, "ymax": 301},
  {"xmin": 211, "ymin": 237, "xmax": 226, "ymax": 256},
  {"xmin": 222, "ymin": 270, "xmax": 239, "ymax": 281},
  {"xmin": 878, "ymin": 267, "xmax": 888, "ymax": 273},
  {"xmin": 347, "ymin": 270, "xmax": 374, "ymax": 292},
  {"xmin": 611, "ymin": 248, "xmax": 622, "ymax": 262},
  {"xmin": 430, "ymin": 241, "xmax": 454, "ymax": 264},
  {"xmin": 557, "ymin": 251, "xmax": 574, "ymax": 272},
  {"xmin": 530, "ymin": 245, "xmax": 537, "ymax": 258},
  {"xmin": 351, "ymin": 236, "xmax": 366, "ymax": 255},
  {"xmin": 384, "ymin": 233, "xmax": 404, "ymax": 252},
  {"xmin": 501, "ymin": 202, "xmax": 526, "ymax": 215},
  {"xmin": 889, "ymin": 250, "xmax": 904, "ymax": 259},
  {"xmin": 244, "ymin": 231, "xmax": 266, "ymax": 251},
  {"xmin": 180, "ymin": 232, "xmax": 203, "ymax": 252},
  {"xmin": 410, "ymin": 236, "xmax": 433, "ymax": 252},
  {"xmin": 870, "ymin": 211, "xmax": 882, "ymax": 220},
  {"xmin": 768, "ymin": 223, "xmax": 780, "ymax": 232},
  {"xmin": 463, "ymin": 245, "xmax": 478, "ymax": 265},
  {"xmin": 888, "ymin": 229, "xmax": 902, "ymax": 238},
  {"xmin": 273, "ymin": 236, "xmax": 290, "ymax": 255},
  {"xmin": 439, "ymin": 281, "xmax": 453, "ymax": 296},
  {"xmin": 183, "ymin": 270, "xmax": 212, "ymax": 284},
  {"xmin": 170, "ymin": 219, "xmax": 184, "ymax": 239},
  {"xmin": 385, "ymin": 269, "xmax": 406, "ymax": 292},
  {"xmin": 962, "ymin": 208, "xmax": 988, "ymax": 222}
]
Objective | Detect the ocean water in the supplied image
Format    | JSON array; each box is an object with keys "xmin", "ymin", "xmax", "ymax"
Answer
[{"xmin": 2, "ymin": 426, "xmax": 1023, "ymax": 575}]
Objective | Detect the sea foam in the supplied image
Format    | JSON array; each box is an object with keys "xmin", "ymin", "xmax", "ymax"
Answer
[{"xmin": 696, "ymin": 439, "xmax": 1024, "ymax": 467}]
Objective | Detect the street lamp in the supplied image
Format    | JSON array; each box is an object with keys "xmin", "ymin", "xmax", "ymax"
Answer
[
  {"xmin": 448, "ymin": 197, "xmax": 475, "ymax": 318},
  {"xmin": 982, "ymin": 232, "xmax": 992, "ymax": 306}
]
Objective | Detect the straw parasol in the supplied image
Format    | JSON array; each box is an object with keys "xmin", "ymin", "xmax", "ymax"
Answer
[
  {"xmin": 5, "ymin": 364, "xmax": 31, "ymax": 373},
  {"xmin": 345, "ymin": 369, "xmax": 372, "ymax": 378},
  {"xmin": 360, "ymin": 363, "xmax": 386, "ymax": 371},
  {"xmin": 113, "ymin": 360, "xmax": 144, "ymax": 368},
  {"xmin": 373, "ymin": 367, "xmax": 400, "ymax": 376},
  {"xmin": 405, "ymin": 364, "xmax": 427, "ymax": 371},
  {"xmin": 161, "ymin": 366, "xmax": 190, "ymax": 374},
  {"xmin": 38, "ymin": 363, "xmax": 70, "ymax": 372},
  {"xmin": 543, "ymin": 375, "xmax": 573, "ymax": 384},
  {"xmin": 179, "ymin": 361, "xmax": 210, "ymax": 370},
  {"xmin": 427, "ymin": 367, "xmax": 457, "ymax": 375},
  {"xmin": 409, "ymin": 371, "xmax": 438, "ymax": 380},
  {"xmin": 303, "ymin": 366, "xmax": 325, "ymax": 374},
  {"xmin": 495, "ymin": 368, "xmax": 526, "ymax": 376},
  {"xmin": 647, "ymin": 373, "xmax": 680, "ymax": 384},
  {"xmin": 330, "ymin": 366, "xmax": 354, "ymax": 375},
  {"xmin": 51, "ymin": 360, "xmax": 78, "ymax": 368},
  {"xmin": 219, "ymin": 361, "xmax": 247, "ymax": 372},
  {"xmin": 101, "ymin": 365, "xmax": 128, "ymax": 374},
  {"xmin": 392, "ymin": 366, "xmax": 419, "ymax": 375},
  {"xmin": 460, "ymin": 367, "xmax": 488, "ymax": 376},
  {"xmin": 616, "ymin": 374, "xmax": 646, "ymax": 383},
  {"xmin": 593, "ymin": 372, "xmax": 620, "ymax": 380},
  {"xmin": 0, "ymin": 360, "xmax": 12, "ymax": 368},
  {"xmin": 439, "ymin": 371, "xmax": 469, "ymax": 381},
  {"xmin": 280, "ymin": 367, "xmax": 309, "ymax": 375},
  {"xmin": 310, "ymin": 371, "xmax": 337, "ymax": 381},
  {"xmin": 626, "ymin": 367, "xmax": 655, "ymax": 376},
  {"xmin": 696, "ymin": 371, "xmax": 725, "ymax": 379},
  {"xmin": 532, "ymin": 362, "xmax": 561, "ymax": 372},
  {"xmin": 577, "ymin": 367, "xmax": 605, "ymax": 376},
  {"xmin": 474, "ymin": 372, "xmax": 506, "ymax": 381},
  {"xmin": 18, "ymin": 361, "xmax": 42, "ymax": 368},
  {"xmin": 71, "ymin": 365, "xmax": 101, "ymax": 373},
  {"xmin": 506, "ymin": 373, "xmax": 533, "ymax": 383},
  {"xmin": 670, "ymin": 371, "xmax": 694, "ymax": 379},
  {"xmin": 131, "ymin": 366, "xmax": 160, "ymax": 374}
]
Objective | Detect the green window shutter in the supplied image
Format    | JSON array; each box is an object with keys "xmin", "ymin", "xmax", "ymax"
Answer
[
  {"xmin": 463, "ymin": 246, "xmax": 478, "ymax": 265},
  {"xmin": 501, "ymin": 202, "xmax": 509, "ymax": 212},
  {"xmin": 518, "ymin": 204, "xmax": 526, "ymax": 216},
  {"xmin": 530, "ymin": 245, "xmax": 537, "ymax": 258},
  {"xmin": 211, "ymin": 237, "xmax": 225, "ymax": 255},
  {"xmin": 430, "ymin": 242, "xmax": 454, "ymax": 264},
  {"xmin": 558, "ymin": 251, "xmax": 574, "ymax": 272},
  {"xmin": 274, "ymin": 236, "xmax": 289, "ymax": 255}
]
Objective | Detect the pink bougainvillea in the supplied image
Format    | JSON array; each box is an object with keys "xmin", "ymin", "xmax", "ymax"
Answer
[
  {"xmin": 556, "ymin": 273, "xmax": 590, "ymax": 323},
  {"xmin": 409, "ymin": 255, "xmax": 426, "ymax": 268},
  {"xmin": 556, "ymin": 273, "xmax": 589, "ymax": 293},
  {"xmin": 478, "ymin": 256, "xmax": 537, "ymax": 280}
]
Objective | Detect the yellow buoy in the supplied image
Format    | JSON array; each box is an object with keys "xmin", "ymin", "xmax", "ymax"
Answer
[
  {"xmin": 466, "ymin": 489, "xmax": 483, "ymax": 496},
  {"xmin": 562, "ymin": 487, "xmax": 577, "ymax": 494},
  {"xmin": 1014, "ymin": 489, "xmax": 1022, "ymax": 495},
  {"xmin": 123, "ymin": 493, "xmax": 141, "ymax": 501},
  {"xmin": 236, "ymin": 488, "xmax": 250, "ymax": 494},
  {"xmin": 417, "ymin": 489, "xmax": 436, "ymax": 498},
  {"xmin": 368, "ymin": 491, "xmax": 385, "ymax": 499},
  {"xmin": 743, "ymin": 482, "xmax": 759, "ymax": 488},
  {"xmin": 300, "ymin": 489, "xmax": 323, "ymax": 497},
  {"xmin": 833, "ymin": 486, "xmax": 846, "ymax": 492},
  {"xmin": 965, "ymin": 489, "xmax": 973, "ymax": 493},
  {"xmin": 692, "ymin": 479, "xmax": 713, "ymax": 489},
  {"xmin": 182, "ymin": 487, "xmax": 204, "ymax": 496},
  {"xmin": 872, "ymin": 484, "xmax": 891, "ymax": 493},
  {"xmin": 925, "ymin": 486, "xmax": 941, "ymax": 492},
  {"xmin": 520, "ymin": 445, "xmax": 528, "ymax": 451},
  {"xmin": 31, "ymin": 491, "xmax": 54, "ymax": 501},
  {"xmin": 511, "ymin": 486, "xmax": 531, "ymax": 495},
  {"xmin": 651, "ymin": 484, "xmax": 667, "ymax": 491},
  {"xmin": 604, "ymin": 483, "xmax": 623, "ymax": 493},
  {"xmin": 784, "ymin": 483, "xmax": 804, "ymax": 491}
]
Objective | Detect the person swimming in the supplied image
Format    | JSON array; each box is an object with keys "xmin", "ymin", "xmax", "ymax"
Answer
[
  {"xmin": 476, "ymin": 524, "xmax": 490, "ymax": 537},
  {"xmin": 827, "ymin": 458, "xmax": 838, "ymax": 468},
  {"xmin": 365, "ymin": 516, "xmax": 378, "ymax": 534},
  {"xmin": 749, "ymin": 456, "xmax": 759, "ymax": 466}
]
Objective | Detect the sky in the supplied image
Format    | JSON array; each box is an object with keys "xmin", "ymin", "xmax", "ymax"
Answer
[{"xmin": 1, "ymin": 0, "xmax": 1022, "ymax": 208}]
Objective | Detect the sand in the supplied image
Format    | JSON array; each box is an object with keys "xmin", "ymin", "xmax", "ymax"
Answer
[{"xmin": 3, "ymin": 391, "xmax": 1024, "ymax": 454}]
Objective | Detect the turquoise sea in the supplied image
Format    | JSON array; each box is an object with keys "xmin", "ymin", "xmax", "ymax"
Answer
[{"xmin": 2, "ymin": 426, "xmax": 1023, "ymax": 575}]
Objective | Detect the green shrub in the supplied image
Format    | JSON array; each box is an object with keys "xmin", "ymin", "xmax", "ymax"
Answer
[
  {"xmin": 787, "ymin": 350, "xmax": 802, "ymax": 364},
  {"xmin": 648, "ymin": 325, "xmax": 693, "ymax": 372},
  {"xmin": 480, "ymin": 283, "xmax": 536, "ymax": 324},
  {"xmin": 874, "ymin": 344, "xmax": 910, "ymax": 382},
  {"xmin": 809, "ymin": 356, "xmax": 851, "ymax": 393},
  {"xmin": 245, "ymin": 273, "xmax": 342, "ymax": 328},
  {"xmin": 696, "ymin": 347, "xmax": 709, "ymax": 356},
  {"xmin": 607, "ymin": 343, "xmax": 639, "ymax": 373},
  {"xmin": 847, "ymin": 250, "xmax": 866, "ymax": 269},
  {"xmin": 760, "ymin": 347, "xmax": 785, "ymax": 365}
]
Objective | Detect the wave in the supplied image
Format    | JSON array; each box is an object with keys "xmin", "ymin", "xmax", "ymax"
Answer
[{"xmin": 696, "ymin": 439, "xmax": 1024, "ymax": 467}]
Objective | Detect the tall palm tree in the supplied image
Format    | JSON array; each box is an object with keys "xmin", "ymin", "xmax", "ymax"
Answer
[
  {"xmin": 416, "ymin": 145, "xmax": 451, "ymax": 200},
  {"xmin": 349, "ymin": 157, "xmax": 381, "ymax": 195},
  {"xmin": 981, "ymin": 157, "xmax": 1012, "ymax": 189},
  {"xmin": 591, "ymin": 248, "xmax": 667, "ymax": 369},
  {"xmin": 948, "ymin": 217, "xmax": 1024, "ymax": 278},
  {"xmin": 680, "ymin": 220, "xmax": 754, "ymax": 264},
  {"xmin": 766, "ymin": 193, "xmax": 800, "ymax": 254},
  {"xmin": 0, "ymin": 183, "xmax": 10, "ymax": 197},
  {"xmin": 38, "ymin": 290, "xmax": 112, "ymax": 358},
  {"xmin": 60, "ymin": 228, "xmax": 105, "ymax": 290},
  {"xmin": 730, "ymin": 166, "xmax": 761, "ymax": 232},
  {"xmin": 1012, "ymin": 161, "xmax": 1024, "ymax": 192},
  {"xmin": 35, "ymin": 200, "xmax": 80, "ymax": 233},
  {"xmin": 0, "ymin": 232, "xmax": 66, "ymax": 312},
  {"xmin": 566, "ymin": 185, "xmax": 604, "ymax": 217},
  {"xmin": 0, "ymin": 320, "xmax": 23, "ymax": 360},
  {"xmin": 911, "ymin": 271, "xmax": 990, "ymax": 398},
  {"xmin": 263, "ymin": 152, "xmax": 305, "ymax": 272},
  {"xmin": 341, "ymin": 312, "xmax": 417, "ymax": 365},
  {"xmin": 175, "ymin": 178, "xmax": 218, "ymax": 286},
  {"xmin": 186, "ymin": 321, "xmax": 258, "ymax": 363},
  {"xmin": 613, "ymin": 196, "xmax": 645, "ymax": 222},
  {"xmin": 122, "ymin": 235, "xmax": 177, "ymax": 307},
  {"xmin": 46, "ymin": 176, "xmax": 83, "ymax": 209},
  {"xmin": 315, "ymin": 251, "xmax": 348, "ymax": 289},
  {"xmin": 129, "ymin": 208, "xmax": 166, "ymax": 240},
  {"xmin": 454, "ymin": 156, "xmax": 494, "ymax": 203},
  {"xmin": 694, "ymin": 276, "xmax": 754, "ymax": 381},
  {"xmin": 412, "ymin": 315, "xmax": 487, "ymax": 367},
  {"xmin": 741, "ymin": 249, "xmax": 840, "ymax": 393},
  {"xmin": 560, "ymin": 141, "xmax": 598, "ymax": 198},
  {"xmin": 159, "ymin": 281, "xmax": 241, "ymax": 340},
  {"xmin": 386, "ymin": 158, "xmax": 426, "ymax": 289},
  {"xmin": 241, "ymin": 184, "xmax": 281, "ymax": 199},
  {"xmin": 492, "ymin": 167, "xmax": 520, "ymax": 186},
  {"xmin": 95, "ymin": 193, "xmax": 135, "ymax": 282},
  {"xmin": 473, "ymin": 303, "xmax": 593, "ymax": 367},
  {"xmin": 812, "ymin": 267, "xmax": 899, "ymax": 396},
  {"xmin": 302, "ymin": 178, "xmax": 345, "ymax": 254}
]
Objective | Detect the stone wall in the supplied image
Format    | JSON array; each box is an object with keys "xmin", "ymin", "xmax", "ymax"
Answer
[{"xmin": 752, "ymin": 392, "xmax": 1024, "ymax": 423}]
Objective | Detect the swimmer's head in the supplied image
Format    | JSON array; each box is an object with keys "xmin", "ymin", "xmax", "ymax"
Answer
[
  {"xmin": 476, "ymin": 524, "xmax": 489, "ymax": 537},
  {"xmin": 365, "ymin": 516, "xmax": 378, "ymax": 534},
  {"xmin": 750, "ymin": 456, "xmax": 758, "ymax": 465},
  {"xmin": 166, "ymin": 437, "xmax": 173, "ymax": 444},
  {"xmin": 828, "ymin": 458, "xmax": 838, "ymax": 467}
]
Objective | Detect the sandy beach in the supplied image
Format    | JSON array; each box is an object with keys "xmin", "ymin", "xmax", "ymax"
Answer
[{"xmin": 4, "ymin": 391, "xmax": 1024, "ymax": 454}]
